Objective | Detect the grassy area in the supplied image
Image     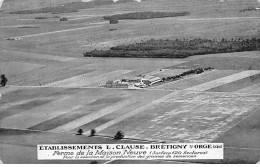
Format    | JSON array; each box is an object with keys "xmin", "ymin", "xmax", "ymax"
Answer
[
  {"xmin": 10, "ymin": 6, "xmax": 79, "ymax": 14},
  {"xmin": 103, "ymin": 11, "xmax": 190, "ymax": 21},
  {"xmin": 174, "ymin": 56, "xmax": 260, "ymax": 70},
  {"xmin": 9, "ymin": 0, "xmax": 139, "ymax": 14},
  {"xmin": 2, "ymin": 0, "xmax": 260, "ymax": 55},
  {"xmin": 84, "ymin": 38, "xmax": 260, "ymax": 58}
]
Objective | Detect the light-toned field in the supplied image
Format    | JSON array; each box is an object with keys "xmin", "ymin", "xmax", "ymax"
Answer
[
  {"xmin": 145, "ymin": 69, "xmax": 191, "ymax": 78},
  {"xmin": 186, "ymin": 70, "xmax": 260, "ymax": 91},
  {"xmin": 99, "ymin": 90, "xmax": 260, "ymax": 143},
  {"xmin": 46, "ymin": 70, "xmax": 133, "ymax": 87},
  {"xmin": 208, "ymin": 73, "xmax": 260, "ymax": 93},
  {"xmin": 0, "ymin": 61, "xmax": 43, "ymax": 76},
  {"xmin": 174, "ymin": 56, "xmax": 260, "ymax": 70},
  {"xmin": 236, "ymin": 83, "xmax": 260, "ymax": 94},
  {"xmin": 0, "ymin": 87, "xmax": 170, "ymax": 130},
  {"xmin": 1, "ymin": 86, "xmax": 260, "ymax": 163},
  {"xmin": 1, "ymin": 87, "xmax": 259, "ymax": 144}
]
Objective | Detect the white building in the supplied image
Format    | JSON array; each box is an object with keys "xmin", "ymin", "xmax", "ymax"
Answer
[{"xmin": 142, "ymin": 75, "xmax": 161, "ymax": 86}]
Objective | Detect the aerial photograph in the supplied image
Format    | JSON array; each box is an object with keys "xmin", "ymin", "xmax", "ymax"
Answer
[{"xmin": 0, "ymin": 0, "xmax": 260, "ymax": 164}]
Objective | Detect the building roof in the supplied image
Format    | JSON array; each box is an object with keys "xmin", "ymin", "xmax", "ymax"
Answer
[{"xmin": 123, "ymin": 77, "xmax": 142, "ymax": 80}]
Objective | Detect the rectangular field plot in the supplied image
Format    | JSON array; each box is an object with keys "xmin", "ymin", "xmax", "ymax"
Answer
[
  {"xmin": 174, "ymin": 57, "xmax": 260, "ymax": 70},
  {"xmin": 87, "ymin": 58, "xmax": 187, "ymax": 72},
  {"xmin": 208, "ymin": 73, "xmax": 260, "ymax": 93},
  {"xmin": 29, "ymin": 97, "xmax": 125, "ymax": 131},
  {"xmin": 45, "ymin": 70, "xmax": 106, "ymax": 87},
  {"xmin": 186, "ymin": 70, "xmax": 260, "ymax": 91},
  {"xmin": 100, "ymin": 91, "xmax": 260, "ymax": 143},
  {"xmin": 0, "ymin": 87, "xmax": 170, "ymax": 132},
  {"xmin": 235, "ymin": 83, "xmax": 260, "ymax": 94},
  {"xmin": 146, "ymin": 69, "xmax": 191, "ymax": 78},
  {"xmin": 68, "ymin": 90, "xmax": 171, "ymax": 133},
  {"xmin": 0, "ymin": 88, "xmax": 127, "ymax": 129},
  {"xmin": 46, "ymin": 70, "xmax": 133, "ymax": 87},
  {"xmin": 0, "ymin": 62, "xmax": 43, "ymax": 76},
  {"xmin": 153, "ymin": 70, "xmax": 238, "ymax": 90}
]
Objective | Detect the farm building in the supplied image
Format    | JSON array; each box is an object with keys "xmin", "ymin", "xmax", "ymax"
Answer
[
  {"xmin": 134, "ymin": 82, "xmax": 147, "ymax": 88},
  {"xmin": 142, "ymin": 75, "xmax": 161, "ymax": 85},
  {"xmin": 107, "ymin": 75, "xmax": 161, "ymax": 89},
  {"xmin": 122, "ymin": 77, "xmax": 142, "ymax": 83},
  {"xmin": 105, "ymin": 80, "xmax": 129, "ymax": 88}
]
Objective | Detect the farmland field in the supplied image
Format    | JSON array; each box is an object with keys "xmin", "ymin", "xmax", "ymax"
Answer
[
  {"xmin": 186, "ymin": 70, "xmax": 260, "ymax": 91},
  {"xmin": 174, "ymin": 56, "xmax": 260, "ymax": 70},
  {"xmin": 100, "ymin": 90, "xmax": 260, "ymax": 143},
  {"xmin": 1, "ymin": 0, "xmax": 260, "ymax": 56},
  {"xmin": 235, "ymin": 83, "xmax": 260, "ymax": 94},
  {"xmin": 1, "ymin": 0, "xmax": 260, "ymax": 164},
  {"xmin": 208, "ymin": 73, "xmax": 260, "ymax": 92}
]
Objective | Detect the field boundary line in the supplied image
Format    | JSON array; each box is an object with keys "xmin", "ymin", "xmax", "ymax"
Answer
[
  {"xmin": 0, "ymin": 99, "xmax": 43, "ymax": 110},
  {"xmin": 235, "ymin": 83, "xmax": 260, "ymax": 93},
  {"xmin": 45, "ymin": 70, "xmax": 133, "ymax": 87},
  {"xmin": 44, "ymin": 70, "xmax": 104, "ymax": 87},
  {"xmin": 0, "ymin": 88, "xmax": 98, "ymax": 129},
  {"xmin": 1, "ymin": 48, "xmax": 75, "ymax": 62},
  {"xmin": 186, "ymin": 70, "xmax": 260, "ymax": 91},
  {"xmin": 7, "ymin": 85, "xmax": 260, "ymax": 96},
  {"xmin": 49, "ymin": 98, "xmax": 136, "ymax": 133},
  {"xmin": 86, "ymin": 91, "xmax": 179, "ymax": 134},
  {"xmin": 212, "ymin": 106, "xmax": 260, "ymax": 142},
  {"xmin": 11, "ymin": 25, "xmax": 103, "ymax": 39},
  {"xmin": 179, "ymin": 17, "xmax": 260, "ymax": 21}
]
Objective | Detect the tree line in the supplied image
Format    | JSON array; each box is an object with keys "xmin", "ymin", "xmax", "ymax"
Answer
[
  {"xmin": 103, "ymin": 11, "xmax": 190, "ymax": 21},
  {"xmin": 161, "ymin": 67, "xmax": 214, "ymax": 82},
  {"xmin": 84, "ymin": 38, "xmax": 260, "ymax": 58}
]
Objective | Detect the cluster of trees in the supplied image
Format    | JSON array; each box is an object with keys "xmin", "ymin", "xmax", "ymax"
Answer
[
  {"xmin": 60, "ymin": 17, "xmax": 68, "ymax": 21},
  {"xmin": 104, "ymin": 11, "xmax": 190, "ymax": 21},
  {"xmin": 109, "ymin": 18, "xmax": 119, "ymax": 24},
  {"xmin": 161, "ymin": 67, "xmax": 214, "ymax": 82},
  {"xmin": 240, "ymin": 7, "xmax": 259, "ymax": 12},
  {"xmin": 35, "ymin": 16, "xmax": 48, "ymax": 19},
  {"xmin": 34, "ymin": 16, "xmax": 67, "ymax": 21},
  {"xmin": 84, "ymin": 38, "xmax": 260, "ymax": 58}
]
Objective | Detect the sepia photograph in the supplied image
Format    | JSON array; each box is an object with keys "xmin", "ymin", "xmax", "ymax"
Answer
[{"xmin": 0, "ymin": 0, "xmax": 260, "ymax": 164}]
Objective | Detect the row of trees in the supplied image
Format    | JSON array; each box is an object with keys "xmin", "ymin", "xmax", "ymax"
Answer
[
  {"xmin": 161, "ymin": 67, "xmax": 214, "ymax": 82},
  {"xmin": 240, "ymin": 6, "xmax": 259, "ymax": 12},
  {"xmin": 104, "ymin": 11, "xmax": 190, "ymax": 21},
  {"xmin": 84, "ymin": 38, "xmax": 260, "ymax": 58}
]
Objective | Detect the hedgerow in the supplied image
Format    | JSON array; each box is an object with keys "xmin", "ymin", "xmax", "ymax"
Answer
[{"xmin": 103, "ymin": 11, "xmax": 190, "ymax": 20}]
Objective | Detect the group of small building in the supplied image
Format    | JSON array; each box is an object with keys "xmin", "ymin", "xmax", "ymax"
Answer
[{"xmin": 105, "ymin": 75, "xmax": 161, "ymax": 88}]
